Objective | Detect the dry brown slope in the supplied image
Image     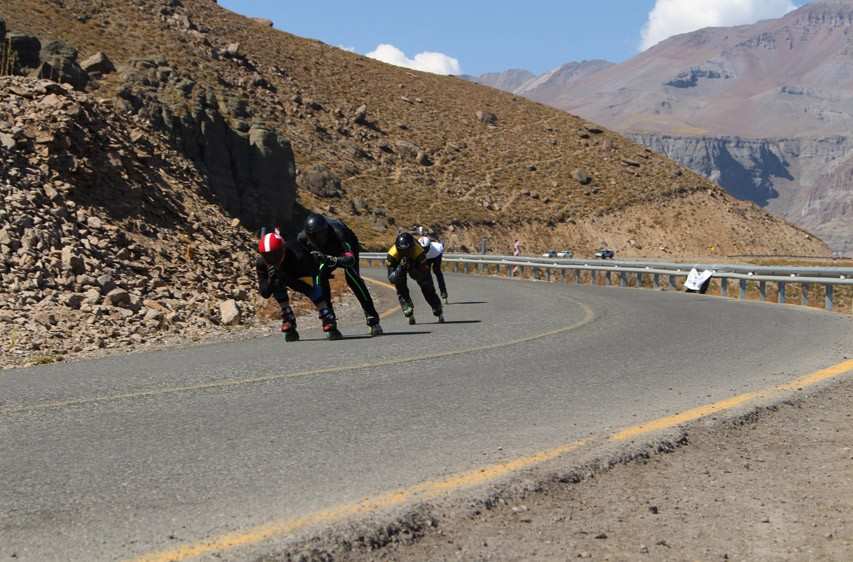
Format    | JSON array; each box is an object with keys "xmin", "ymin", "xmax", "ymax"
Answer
[{"xmin": 1, "ymin": 0, "xmax": 827, "ymax": 256}]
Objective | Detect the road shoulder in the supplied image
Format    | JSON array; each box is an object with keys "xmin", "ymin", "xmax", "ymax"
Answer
[{"xmin": 269, "ymin": 377, "xmax": 853, "ymax": 562}]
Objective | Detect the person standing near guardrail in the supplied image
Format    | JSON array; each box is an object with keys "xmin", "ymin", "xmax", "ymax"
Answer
[
  {"xmin": 386, "ymin": 232, "xmax": 444, "ymax": 325},
  {"xmin": 418, "ymin": 235, "xmax": 448, "ymax": 304}
]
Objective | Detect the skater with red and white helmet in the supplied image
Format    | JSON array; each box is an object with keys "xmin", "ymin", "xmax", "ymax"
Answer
[{"xmin": 256, "ymin": 229, "xmax": 342, "ymax": 341}]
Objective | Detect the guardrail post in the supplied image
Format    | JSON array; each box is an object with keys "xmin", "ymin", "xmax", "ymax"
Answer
[
  {"xmin": 720, "ymin": 277, "xmax": 728, "ymax": 298},
  {"xmin": 575, "ymin": 268, "xmax": 581, "ymax": 285},
  {"xmin": 759, "ymin": 280, "xmax": 766, "ymax": 302},
  {"xmin": 546, "ymin": 268, "xmax": 552, "ymax": 283},
  {"xmin": 825, "ymin": 284, "xmax": 834, "ymax": 311},
  {"xmin": 620, "ymin": 271, "xmax": 628, "ymax": 288},
  {"xmin": 669, "ymin": 274, "xmax": 677, "ymax": 290},
  {"xmin": 653, "ymin": 273, "xmax": 660, "ymax": 289},
  {"xmin": 507, "ymin": 264, "xmax": 513, "ymax": 278},
  {"xmin": 778, "ymin": 281, "xmax": 786, "ymax": 304},
  {"xmin": 560, "ymin": 268, "xmax": 566, "ymax": 283},
  {"xmin": 477, "ymin": 262, "xmax": 483, "ymax": 274},
  {"xmin": 739, "ymin": 279, "xmax": 747, "ymax": 300},
  {"xmin": 605, "ymin": 270, "xmax": 613, "ymax": 286},
  {"xmin": 801, "ymin": 283, "xmax": 810, "ymax": 306}
]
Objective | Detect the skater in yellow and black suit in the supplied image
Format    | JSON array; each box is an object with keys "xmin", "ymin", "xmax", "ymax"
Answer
[{"xmin": 386, "ymin": 232, "xmax": 444, "ymax": 324}]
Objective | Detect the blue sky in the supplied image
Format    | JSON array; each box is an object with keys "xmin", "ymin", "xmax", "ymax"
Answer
[{"xmin": 219, "ymin": 0, "xmax": 808, "ymax": 76}]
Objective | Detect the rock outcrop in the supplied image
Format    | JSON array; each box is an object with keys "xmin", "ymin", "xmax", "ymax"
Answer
[
  {"xmin": 116, "ymin": 57, "xmax": 297, "ymax": 229},
  {"xmin": 632, "ymin": 134, "xmax": 853, "ymax": 253}
]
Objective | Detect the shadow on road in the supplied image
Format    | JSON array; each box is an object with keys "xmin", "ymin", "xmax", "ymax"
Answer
[
  {"xmin": 431, "ymin": 320, "xmax": 483, "ymax": 325},
  {"xmin": 298, "ymin": 331, "xmax": 432, "ymax": 342},
  {"xmin": 448, "ymin": 301, "xmax": 489, "ymax": 305}
]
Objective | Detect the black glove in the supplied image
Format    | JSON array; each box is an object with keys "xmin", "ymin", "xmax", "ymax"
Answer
[
  {"xmin": 267, "ymin": 265, "xmax": 281, "ymax": 286},
  {"xmin": 311, "ymin": 251, "xmax": 338, "ymax": 267},
  {"xmin": 388, "ymin": 266, "xmax": 404, "ymax": 284},
  {"xmin": 399, "ymin": 257, "xmax": 410, "ymax": 269}
]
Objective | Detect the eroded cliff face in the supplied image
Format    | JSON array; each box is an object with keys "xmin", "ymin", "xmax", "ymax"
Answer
[{"xmin": 631, "ymin": 134, "xmax": 853, "ymax": 253}]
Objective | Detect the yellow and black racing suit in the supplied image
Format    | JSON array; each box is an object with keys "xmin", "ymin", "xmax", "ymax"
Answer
[{"xmin": 386, "ymin": 243, "xmax": 443, "ymax": 315}]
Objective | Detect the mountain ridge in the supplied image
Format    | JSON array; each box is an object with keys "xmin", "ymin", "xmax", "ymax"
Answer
[{"xmin": 470, "ymin": 1, "xmax": 853, "ymax": 252}]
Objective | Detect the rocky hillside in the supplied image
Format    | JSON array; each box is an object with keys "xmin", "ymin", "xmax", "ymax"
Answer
[
  {"xmin": 0, "ymin": 76, "xmax": 296, "ymax": 368},
  {"xmin": 481, "ymin": 1, "xmax": 853, "ymax": 253},
  {"xmin": 0, "ymin": 0, "xmax": 826, "ymax": 260}
]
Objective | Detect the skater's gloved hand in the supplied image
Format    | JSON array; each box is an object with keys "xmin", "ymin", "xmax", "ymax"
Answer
[
  {"xmin": 311, "ymin": 251, "xmax": 338, "ymax": 267},
  {"xmin": 268, "ymin": 267, "xmax": 282, "ymax": 286},
  {"xmin": 399, "ymin": 257, "xmax": 410, "ymax": 269},
  {"xmin": 388, "ymin": 266, "xmax": 404, "ymax": 284}
]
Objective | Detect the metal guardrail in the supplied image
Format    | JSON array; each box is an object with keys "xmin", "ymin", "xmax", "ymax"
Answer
[{"xmin": 361, "ymin": 253, "xmax": 853, "ymax": 313}]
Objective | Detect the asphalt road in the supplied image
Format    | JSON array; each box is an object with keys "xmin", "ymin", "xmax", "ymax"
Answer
[{"xmin": 1, "ymin": 270, "xmax": 851, "ymax": 561}]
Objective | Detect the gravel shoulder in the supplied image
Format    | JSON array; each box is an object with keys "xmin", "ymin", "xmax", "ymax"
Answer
[{"xmin": 281, "ymin": 378, "xmax": 853, "ymax": 562}]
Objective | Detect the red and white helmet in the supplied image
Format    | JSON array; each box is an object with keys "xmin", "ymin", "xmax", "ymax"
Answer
[{"xmin": 258, "ymin": 231, "xmax": 286, "ymax": 265}]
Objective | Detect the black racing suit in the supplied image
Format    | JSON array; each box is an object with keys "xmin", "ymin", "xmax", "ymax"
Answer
[
  {"xmin": 298, "ymin": 219, "xmax": 380, "ymax": 327},
  {"xmin": 256, "ymin": 239, "xmax": 336, "ymax": 329},
  {"xmin": 386, "ymin": 243, "xmax": 442, "ymax": 316}
]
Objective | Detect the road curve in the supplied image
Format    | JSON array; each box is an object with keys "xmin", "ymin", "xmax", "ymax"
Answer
[{"xmin": 1, "ymin": 270, "xmax": 851, "ymax": 561}]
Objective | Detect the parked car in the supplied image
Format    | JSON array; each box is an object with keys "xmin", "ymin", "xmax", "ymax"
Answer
[
  {"xmin": 557, "ymin": 249, "xmax": 574, "ymax": 258},
  {"xmin": 541, "ymin": 250, "xmax": 558, "ymax": 258},
  {"xmin": 595, "ymin": 248, "xmax": 615, "ymax": 259}
]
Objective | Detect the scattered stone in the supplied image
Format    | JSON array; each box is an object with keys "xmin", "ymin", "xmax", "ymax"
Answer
[
  {"xmin": 60, "ymin": 293, "xmax": 85, "ymax": 310},
  {"xmin": 622, "ymin": 158, "xmax": 641, "ymax": 167},
  {"xmin": 80, "ymin": 52, "xmax": 116, "ymax": 75},
  {"xmin": 476, "ymin": 110, "xmax": 497, "ymax": 125},
  {"xmin": 573, "ymin": 169, "xmax": 592, "ymax": 185},
  {"xmin": 353, "ymin": 104, "xmax": 368, "ymax": 125},
  {"xmin": 220, "ymin": 299, "xmax": 240, "ymax": 326},
  {"xmin": 61, "ymin": 246, "xmax": 86, "ymax": 275},
  {"xmin": 250, "ymin": 18, "xmax": 274, "ymax": 27},
  {"xmin": 105, "ymin": 288, "xmax": 131, "ymax": 307},
  {"xmin": 301, "ymin": 165, "xmax": 342, "ymax": 198}
]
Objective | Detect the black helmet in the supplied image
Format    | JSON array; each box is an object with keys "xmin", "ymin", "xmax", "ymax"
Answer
[
  {"xmin": 304, "ymin": 213, "xmax": 329, "ymax": 246},
  {"xmin": 395, "ymin": 232, "xmax": 415, "ymax": 253}
]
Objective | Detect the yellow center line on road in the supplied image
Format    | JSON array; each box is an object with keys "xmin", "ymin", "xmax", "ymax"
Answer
[
  {"xmin": 610, "ymin": 358, "xmax": 853, "ymax": 442},
  {"xmin": 0, "ymin": 297, "xmax": 596, "ymax": 416},
  {"xmin": 128, "ymin": 357, "xmax": 853, "ymax": 562}
]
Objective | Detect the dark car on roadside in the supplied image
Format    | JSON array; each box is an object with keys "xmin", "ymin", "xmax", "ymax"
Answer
[{"xmin": 595, "ymin": 248, "xmax": 615, "ymax": 259}]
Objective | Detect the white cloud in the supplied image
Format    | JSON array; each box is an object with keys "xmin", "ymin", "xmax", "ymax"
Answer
[
  {"xmin": 641, "ymin": 0, "xmax": 797, "ymax": 50},
  {"xmin": 366, "ymin": 43, "xmax": 461, "ymax": 75}
]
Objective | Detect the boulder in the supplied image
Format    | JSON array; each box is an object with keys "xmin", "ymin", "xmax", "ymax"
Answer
[
  {"xmin": 219, "ymin": 299, "xmax": 240, "ymax": 326},
  {"xmin": 301, "ymin": 165, "xmax": 342, "ymax": 198},
  {"xmin": 80, "ymin": 52, "xmax": 115, "ymax": 75},
  {"xmin": 476, "ymin": 110, "xmax": 497, "ymax": 125},
  {"xmin": 38, "ymin": 40, "xmax": 89, "ymax": 90},
  {"xmin": 251, "ymin": 18, "xmax": 274, "ymax": 27}
]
